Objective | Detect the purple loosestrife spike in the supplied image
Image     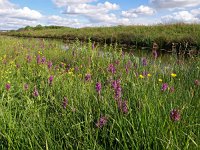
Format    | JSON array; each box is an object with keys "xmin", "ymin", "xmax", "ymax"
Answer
[
  {"xmin": 108, "ymin": 64, "xmax": 116, "ymax": 74},
  {"xmin": 5, "ymin": 83, "xmax": 11, "ymax": 91},
  {"xmin": 142, "ymin": 58, "xmax": 147, "ymax": 66},
  {"xmin": 85, "ymin": 74, "xmax": 91, "ymax": 81},
  {"xmin": 48, "ymin": 75, "xmax": 54, "ymax": 85},
  {"xmin": 142, "ymin": 71, "xmax": 148, "ymax": 77},
  {"xmin": 170, "ymin": 109, "xmax": 181, "ymax": 122},
  {"xmin": 24, "ymin": 83, "xmax": 29, "ymax": 91},
  {"xmin": 47, "ymin": 61, "xmax": 53, "ymax": 69},
  {"xmin": 63, "ymin": 97, "xmax": 68, "ymax": 109},
  {"xmin": 41, "ymin": 56, "xmax": 46, "ymax": 64},
  {"xmin": 122, "ymin": 101, "xmax": 128, "ymax": 114},
  {"xmin": 161, "ymin": 83, "xmax": 168, "ymax": 91},
  {"xmin": 153, "ymin": 50, "xmax": 158, "ymax": 59},
  {"xmin": 95, "ymin": 82, "xmax": 102, "ymax": 95},
  {"xmin": 195, "ymin": 80, "xmax": 200, "ymax": 86},
  {"xmin": 96, "ymin": 116, "xmax": 108, "ymax": 128},
  {"xmin": 27, "ymin": 55, "xmax": 32, "ymax": 63},
  {"xmin": 37, "ymin": 55, "xmax": 41, "ymax": 64},
  {"xmin": 33, "ymin": 87, "xmax": 39, "ymax": 97}
]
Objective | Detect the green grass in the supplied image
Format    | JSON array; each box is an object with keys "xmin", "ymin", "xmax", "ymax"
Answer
[
  {"xmin": 0, "ymin": 36, "xmax": 199, "ymax": 149},
  {"xmin": 5, "ymin": 23, "xmax": 200, "ymax": 50}
]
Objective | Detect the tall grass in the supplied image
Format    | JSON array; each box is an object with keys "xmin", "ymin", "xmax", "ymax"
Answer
[
  {"xmin": 5, "ymin": 23, "xmax": 200, "ymax": 49},
  {"xmin": 0, "ymin": 36, "xmax": 199, "ymax": 149}
]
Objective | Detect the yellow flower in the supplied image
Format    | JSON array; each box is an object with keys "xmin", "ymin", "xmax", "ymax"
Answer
[
  {"xmin": 158, "ymin": 79, "xmax": 162, "ymax": 82},
  {"xmin": 171, "ymin": 73, "xmax": 177, "ymax": 78},
  {"xmin": 68, "ymin": 71, "xmax": 73, "ymax": 75},
  {"xmin": 147, "ymin": 74, "xmax": 152, "ymax": 77},
  {"xmin": 78, "ymin": 74, "xmax": 82, "ymax": 78},
  {"xmin": 139, "ymin": 75, "xmax": 144, "ymax": 79}
]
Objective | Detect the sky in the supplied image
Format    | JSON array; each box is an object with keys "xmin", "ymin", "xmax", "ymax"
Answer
[{"xmin": 1, "ymin": 0, "xmax": 200, "ymax": 30}]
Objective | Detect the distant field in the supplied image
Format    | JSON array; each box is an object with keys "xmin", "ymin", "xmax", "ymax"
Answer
[{"xmin": 5, "ymin": 24, "xmax": 200, "ymax": 51}]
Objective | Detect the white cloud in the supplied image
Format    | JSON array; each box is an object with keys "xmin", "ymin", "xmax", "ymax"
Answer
[
  {"xmin": 122, "ymin": 5, "xmax": 156, "ymax": 18},
  {"xmin": 52, "ymin": 0, "xmax": 96, "ymax": 7},
  {"xmin": 63, "ymin": 2, "xmax": 119, "ymax": 15},
  {"xmin": 47, "ymin": 15, "xmax": 81, "ymax": 27},
  {"xmin": 161, "ymin": 10, "xmax": 200, "ymax": 23},
  {"xmin": 0, "ymin": 0, "xmax": 15, "ymax": 9},
  {"xmin": 0, "ymin": 7, "xmax": 43, "ymax": 20},
  {"xmin": 151, "ymin": 0, "xmax": 200, "ymax": 9}
]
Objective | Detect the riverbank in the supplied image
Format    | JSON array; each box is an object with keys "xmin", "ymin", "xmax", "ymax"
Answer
[{"xmin": 5, "ymin": 24, "xmax": 200, "ymax": 52}]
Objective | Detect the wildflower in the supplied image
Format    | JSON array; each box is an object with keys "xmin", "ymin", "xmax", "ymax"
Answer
[
  {"xmin": 147, "ymin": 74, "xmax": 152, "ymax": 77},
  {"xmin": 139, "ymin": 75, "xmax": 145, "ymax": 79},
  {"xmin": 158, "ymin": 79, "xmax": 162, "ymax": 82},
  {"xmin": 171, "ymin": 73, "xmax": 177, "ymax": 78},
  {"xmin": 36, "ymin": 55, "xmax": 41, "ymax": 64},
  {"xmin": 95, "ymin": 82, "xmax": 102, "ymax": 95},
  {"xmin": 48, "ymin": 75, "xmax": 54, "ymax": 85},
  {"xmin": 24, "ymin": 83, "xmax": 29, "ymax": 91},
  {"xmin": 170, "ymin": 109, "xmax": 181, "ymax": 122},
  {"xmin": 96, "ymin": 116, "xmax": 108, "ymax": 128},
  {"xmin": 161, "ymin": 83, "xmax": 168, "ymax": 91},
  {"xmin": 194, "ymin": 80, "xmax": 200, "ymax": 86},
  {"xmin": 47, "ymin": 61, "xmax": 53, "ymax": 69},
  {"xmin": 108, "ymin": 64, "xmax": 116, "ymax": 74},
  {"xmin": 153, "ymin": 50, "xmax": 158, "ymax": 59},
  {"xmin": 27, "ymin": 55, "xmax": 32, "ymax": 63},
  {"xmin": 33, "ymin": 87, "xmax": 39, "ymax": 97},
  {"xmin": 41, "ymin": 56, "xmax": 46, "ymax": 64},
  {"xmin": 63, "ymin": 97, "xmax": 68, "ymax": 109},
  {"xmin": 142, "ymin": 71, "xmax": 148, "ymax": 77},
  {"xmin": 85, "ymin": 74, "xmax": 91, "ymax": 81},
  {"xmin": 5, "ymin": 83, "xmax": 11, "ymax": 91},
  {"xmin": 112, "ymin": 80, "xmax": 122, "ymax": 100},
  {"xmin": 142, "ymin": 58, "xmax": 147, "ymax": 66},
  {"xmin": 170, "ymin": 87, "xmax": 175, "ymax": 93},
  {"xmin": 122, "ymin": 101, "xmax": 128, "ymax": 114}
]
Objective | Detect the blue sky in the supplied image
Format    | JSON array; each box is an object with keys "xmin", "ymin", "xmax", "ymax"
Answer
[{"xmin": 1, "ymin": 0, "xmax": 200, "ymax": 30}]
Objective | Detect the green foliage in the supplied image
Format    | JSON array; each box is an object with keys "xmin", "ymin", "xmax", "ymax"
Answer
[{"xmin": 0, "ymin": 36, "xmax": 199, "ymax": 149}]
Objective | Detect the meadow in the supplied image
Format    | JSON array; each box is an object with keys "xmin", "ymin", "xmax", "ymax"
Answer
[
  {"xmin": 5, "ymin": 23, "xmax": 200, "ymax": 50},
  {"xmin": 0, "ymin": 36, "xmax": 199, "ymax": 149}
]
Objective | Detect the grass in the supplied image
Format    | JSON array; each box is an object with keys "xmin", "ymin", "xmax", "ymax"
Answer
[
  {"xmin": 0, "ymin": 36, "xmax": 199, "ymax": 149},
  {"xmin": 4, "ymin": 23, "xmax": 200, "ymax": 51}
]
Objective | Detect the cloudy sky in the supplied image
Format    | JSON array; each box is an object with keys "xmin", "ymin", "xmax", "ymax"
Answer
[{"xmin": 1, "ymin": 0, "xmax": 200, "ymax": 30}]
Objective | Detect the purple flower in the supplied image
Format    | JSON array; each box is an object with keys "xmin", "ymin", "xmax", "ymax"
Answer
[
  {"xmin": 170, "ymin": 109, "xmax": 181, "ymax": 122},
  {"xmin": 85, "ymin": 74, "xmax": 91, "ymax": 81},
  {"xmin": 48, "ymin": 75, "xmax": 54, "ymax": 85},
  {"xmin": 170, "ymin": 87, "xmax": 175, "ymax": 93},
  {"xmin": 41, "ymin": 56, "xmax": 46, "ymax": 64},
  {"xmin": 95, "ymin": 82, "xmax": 102, "ymax": 95},
  {"xmin": 24, "ymin": 83, "xmax": 29, "ymax": 91},
  {"xmin": 63, "ymin": 97, "xmax": 68, "ymax": 109},
  {"xmin": 142, "ymin": 71, "xmax": 148, "ymax": 77},
  {"xmin": 33, "ymin": 87, "xmax": 39, "ymax": 97},
  {"xmin": 142, "ymin": 58, "xmax": 147, "ymax": 66},
  {"xmin": 27, "ymin": 55, "xmax": 32, "ymax": 63},
  {"xmin": 161, "ymin": 83, "xmax": 168, "ymax": 91},
  {"xmin": 153, "ymin": 50, "xmax": 158, "ymax": 59},
  {"xmin": 122, "ymin": 101, "xmax": 128, "ymax": 114},
  {"xmin": 5, "ymin": 83, "xmax": 11, "ymax": 91},
  {"xmin": 96, "ymin": 116, "xmax": 108, "ymax": 128},
  {"xmin": 112, "ymin": 80, "xmax": 122, "ymax": 100},
  {"xmin": 194, "ymin": 80, "xmax": 200, "ymax": 86},
  {"xmin": 47, "ymin": 61, "xmax": 53, "ymax": 69},
  {"xmin": 37, "ymin": 55, "xmax": 41, "ymax": 64},
  {"xmin": 108, "ymin": 64, "xmax": 116, "ymax": 74}
]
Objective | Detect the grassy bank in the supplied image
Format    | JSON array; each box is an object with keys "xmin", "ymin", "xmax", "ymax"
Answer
[
  {"xmin": 6, "ymin": 24, "xmax": 200, "ymax": 51},
  {"xmin": 0, "ymin": 36, "xmax": 199, "ymax": 149}
]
